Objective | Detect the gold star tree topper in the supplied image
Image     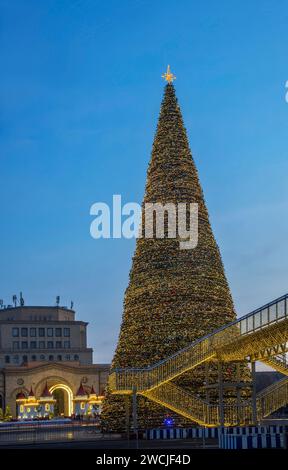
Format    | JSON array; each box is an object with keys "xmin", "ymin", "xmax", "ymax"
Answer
[{"xmin": 162, "ymin": 65, "xmax": 176, "ymax": 83}]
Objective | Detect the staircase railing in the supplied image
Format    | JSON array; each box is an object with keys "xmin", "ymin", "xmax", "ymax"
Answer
[
  {"xmin": 110, "ymin": 336, "xmax": 215, "ymax": 392},
  {"xmin": 257, "ymin": 377, "xmax": 288, "ymax": 418},
  {"xmin": 142, "ymin": 382, "xmax": 219, "ymax": 426},
  {"xmin": 261, "ymin": 355, "xmax": 288, "ymax": 376},
  {"xmin": 109, "ymin": 293, "xmax": 288, "ymax": 393}
]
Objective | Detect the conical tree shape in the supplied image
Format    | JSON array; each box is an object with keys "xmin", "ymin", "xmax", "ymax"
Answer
[{"xmin": 102, "ymin": 83, "xmax": 250, "ymax": 431}]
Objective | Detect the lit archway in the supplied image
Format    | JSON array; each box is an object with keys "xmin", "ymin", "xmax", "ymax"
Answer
[{"xmin": 49, "ymin": 384, "xmax": 73, "ymax": 417}]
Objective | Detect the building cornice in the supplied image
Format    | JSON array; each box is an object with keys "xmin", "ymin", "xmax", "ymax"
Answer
[
  {"xmin": 0, "ymin": 306, "xmax": 75, "ymax": 313},
  {"xmin": 1, "ymin": 361, "xmax": 110, "ymax": 375}
]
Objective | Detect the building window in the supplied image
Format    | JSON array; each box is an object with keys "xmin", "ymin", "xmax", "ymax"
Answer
[
  {"xmin": 12, "ymin": 327, "xmax": 19, "ymax": 337},
  {"xmin": 47, "ymin": 341, "xmax": 53, "ymax": 349},
  {"xmin": 47, "ymin": 328, "xmax": 53, "ymax": 337},
  {"xmin": 20, "ymin": 405, "xmax": 24, "ymax": 413},
  {"xmin": 22, "ymin": 355, "xmax": 28, "ymax": 363},
  {"xmin": 74, "ymin": 354, "xmax": 79, "ymax": 361},
  {"xmin": 55, "ymin": 328, "xmax": 62, "ymax": 337},
  {"xmin": 48, "ymin": 355, "xmax": 54, "ymax": 361},
  {"xmin": 5, "ymin": 355, "xmax": 10, "ymax": 364},
  {"xmin": 39, "ymin": 328, "xmax": 45, "ymax": 337},
  {"xmin": 39, "ymin": 341, "xmax": 45, "ymax": 349},
  {"xmin": 80, "ymin": 402, "xmax": 85, "ymax": 410},
  {"xmin": 13, "ymin": 356, "xmax": 19, "ymax": 364},
  {"xmin": 13, "ymin": 341, "xmax": 19, "ymax": 350},
  {"xmin": 45, "ymin": 404, "xmax": 50, "ymax": 411},
  {"xmin": 21, "ymin": 328, "xmax": 28, "ymax": 337},
  {"xmin": 65, "ymin": 354, "xmax": 70, "ymax": 361},
  {"xmin": 64, "ymin": 328, "xmax": 70, "ymax": 337},
  {"xmin": 30, "ymin": 328, "xmax": 36, "ymax": 337},
  {"xmin": 30, "ymin": 341, "xmax": 37, "ymax": 349},
  {"xmin": 21, "ymin": 341, "xmax": 28, "ymax": 349},
  {"xmin": 64, "ymin": 341, "xmax": 70, "ymax": 349},
  {"xmin": 56, "ymin": 341, "xmax": 62, "ymax": 348},
  {"xmin": 31, "ymin": 355, "xmax": 37, "ymax": 361},
  {"xmin": 40, "ymin": 354, "xmax": 45, "ymax": 360},
  {"xmin": 57, "ymin": 355, "xmax": 62, "ymax": 361}
]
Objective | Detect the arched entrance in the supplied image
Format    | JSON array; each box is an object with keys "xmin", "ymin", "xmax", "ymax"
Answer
[{"xmin": 49, "ymin": 384, "xmax": 73, "ymax": 417}]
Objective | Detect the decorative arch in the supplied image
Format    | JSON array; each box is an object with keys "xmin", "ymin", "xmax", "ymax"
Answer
[
  {"xmin": 35, "ymin": 375, "xmax": 72, "ymax": 395},
  {"xmin": 35, "ymin": 375, "xmax": 74, "ymax": 417},
  {"xmin": 49, "ymin": 383, "xmax": 73, "ymax": 416}
]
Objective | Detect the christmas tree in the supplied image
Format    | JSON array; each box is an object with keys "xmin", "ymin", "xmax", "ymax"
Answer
[{"xmin": 102, "ymin": 69, "xmax": 250, "ymax": 431}]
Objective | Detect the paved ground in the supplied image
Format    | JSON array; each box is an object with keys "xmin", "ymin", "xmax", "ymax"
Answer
[{"xmin": 0, "ymin": 438, "xmax": 218, "ymax": 449}]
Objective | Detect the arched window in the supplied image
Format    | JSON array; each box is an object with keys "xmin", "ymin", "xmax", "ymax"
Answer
[
  {"xmin": 22, "ymin": 355, "xmax": 28, "ymax": 364},
  {"xmin": 5, "ymin": 355, "xmax": 10, "ymax": 364},
  {"xmin": 74, "ymin": 354, "xmax": 79, "ymax": 361},
  {"xmin": 57, "ymin": 355, "xmax": 62, "ymax": 361},
  {"xmin": 49, "ymin": 355, "xmax": 54, "ymax": 361},
  {"xmin": 40, "ymin": 355, "xmax": 45, "ymax": 361},
  {"xmin": 31, "ymin": 355, "xmax": 37, "ymax": 361}
]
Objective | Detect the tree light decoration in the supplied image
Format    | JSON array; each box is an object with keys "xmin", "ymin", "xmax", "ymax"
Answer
[
  {"xmin": 101, "ymin": 81, "xmax": 250, "ymax": 432},
  {"xmin": 163, "ymin": 416, "xmax": 175, "ymax": 427}
]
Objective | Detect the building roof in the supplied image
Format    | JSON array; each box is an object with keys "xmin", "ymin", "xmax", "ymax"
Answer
[
  {"xmin": 76, "ymin": 382, "xmax": 87, "ymax": 396},
  {"xmin": 0, "ymin": 305, "xmax": 75, "ymax": 312},
  {"xmin": 0, "ymin": 306, "xmax": 76, "ymax": 323},
  {"xmin": 16, "ymin": 391, "xmax": 26, "ymax": 400},
  {"xmin": 40, "ymin": 382, "xmax": 52, "ymax": 398}
]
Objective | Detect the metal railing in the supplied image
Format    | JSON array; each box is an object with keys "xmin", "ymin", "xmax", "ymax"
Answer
[
  {"xmin": 261, "ymin": 354, "xmax": 288, "ymax": 376},
  {"xmin": 144, "ymin": 377, "xmax": 288, "ymax": 427},
  {"xmin": 143, "ymin": 382, "xmax": 219, "ymax": 426},
  {"xmin": 111, "ymin": 336, "xmax": 213, "ymax": 392},
  {"xmin": 109, "ymin": 293, "xmax": 288, "ymax": 393},
  {"xmin": 257, "ymin": 377, "xmax": 288, "ymax": 418}
]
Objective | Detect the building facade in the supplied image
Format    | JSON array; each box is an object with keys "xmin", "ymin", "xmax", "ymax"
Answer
[{"xmin": 0, "ymin": 305, "xmax": 109, "ymax": 418}]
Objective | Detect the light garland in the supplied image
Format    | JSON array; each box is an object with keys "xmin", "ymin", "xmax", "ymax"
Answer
[{"xmin": 101, "ymin": 83, "xmax": 251, "ymax": 431}]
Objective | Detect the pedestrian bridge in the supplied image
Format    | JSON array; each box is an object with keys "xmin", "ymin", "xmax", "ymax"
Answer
[{"xmin": 109, "ymin": 293, "xmax": 288, "ymax": 426}]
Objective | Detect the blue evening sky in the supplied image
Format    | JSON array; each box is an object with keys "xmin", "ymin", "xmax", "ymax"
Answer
[{"xmin": 1, "ymin": 0, "xmax": 288, "ymax": 363}]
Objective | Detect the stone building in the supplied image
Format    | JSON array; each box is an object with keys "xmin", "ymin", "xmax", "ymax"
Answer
[{"xmin": 0, "ymin": 305, "xmax": 109, "ymax": 418}]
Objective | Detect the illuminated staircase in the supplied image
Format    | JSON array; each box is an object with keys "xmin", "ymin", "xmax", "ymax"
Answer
[
  {"xmin": 142, "ymin": 382, "xmax": 219, "ymax": 427},
  {"xmin": 143, "ymin": 377, "xmax": 288, "ymax": 426},
  {"xmin": 260, "ymin": 355, "xmax": 288, "ymax": 376},
  {"xmin": 109, "ymin": 294, "xmax": 288, "ymax": 425},
  {"xmin": 257, "ymin": 376, "xmax": 288, "ymax": 418},
  {"xmin": 109, "ymin": 337, "xmax": 216, "ymax": 393},
  {"xmin": 110, "ymin": 294, "xmax": 288, "ymax": 393}
]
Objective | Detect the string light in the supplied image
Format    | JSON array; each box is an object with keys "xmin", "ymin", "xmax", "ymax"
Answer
[{"xmin": 101, "ymin": 82, "xmax": 251, "ymax": 431}]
